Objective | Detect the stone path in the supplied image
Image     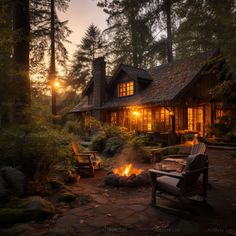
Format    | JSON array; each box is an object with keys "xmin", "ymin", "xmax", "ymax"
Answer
[{"xmin": 28, "ymin": 148, "xmax": 236, "ymax": 236}]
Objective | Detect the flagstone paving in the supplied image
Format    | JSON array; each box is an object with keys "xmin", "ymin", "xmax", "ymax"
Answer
[{"xmin": 27, "ymin": 148, "xmax": 236, "ymax": 235}]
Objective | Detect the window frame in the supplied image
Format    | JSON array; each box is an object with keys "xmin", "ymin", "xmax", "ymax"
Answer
[{"xmin": 117, "ymin": 81, "xmax": 135, "ymax": 97}]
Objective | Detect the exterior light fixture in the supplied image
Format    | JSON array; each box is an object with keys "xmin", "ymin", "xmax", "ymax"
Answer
[{"xmin": 132, "ymin": 111, "xmax": 140, "ymax": 116}]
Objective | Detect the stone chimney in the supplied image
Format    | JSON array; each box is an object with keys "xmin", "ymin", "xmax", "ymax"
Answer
[{"xmin": 92, "ymin": 57, "xmax": 106, "ymax": 120}]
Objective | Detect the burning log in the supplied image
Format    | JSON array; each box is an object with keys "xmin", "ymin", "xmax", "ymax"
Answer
[{"xmin": 105, "ymin": 163, "xmax": 150, "ymax": 187}]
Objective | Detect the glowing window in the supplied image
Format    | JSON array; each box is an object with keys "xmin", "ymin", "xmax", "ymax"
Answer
[
  {"xmin": 118, "ymin": 81, "xmax": 134, "ymax": 97},
  {"xmin": 111, "ymin": 112, "xmax": 117, "ymax": 125},
  {"xmin": 140, "ymin": 108, "xmax": 152, "ymax": 131},
  {"xmin": 188, "ymin": 107, "xmax": 203, "ymax": 134}
]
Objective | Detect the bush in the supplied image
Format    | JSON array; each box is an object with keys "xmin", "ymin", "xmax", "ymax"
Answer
[
  {"xmin": 0, "ymin": 124, "xmax": 74, "ymax": 181},
  {"xmin": 225, "ymin": 131, "xmax": 236, "ymax": 142},
  {"xmin": 64, "ymin": 120, "xmax": 82, "ymax": 135},
  {"xmin": 128, "ymin": 135, "xmax": 148, "ymax": 149},
  {"xmin": 209, "ymin": 123, "xmax": 231, "ymax": 138},
  {"xmin": 90, "ymin": 125, "xmax": 131, "ymax": 153},
  {"xmin": 89, "ymin": 131, "xmax": 107, "ymax": 152},
  {"xmin": 184, "ymin": 133, "xmax": 194, "ymax": 141},
  {"xmin": 85, "ymin": 117, "xmax": 102, "ymax": 135},
  {"xmin": 104, "ymin": 137, "xmax": 124, "ymax": 155},
  {"xmin": 167, "ymin": 147, "xmax": 180, "ymax": 155},
  {"xmin": 208, "ymin": 115, "xmax": 233, "ymax": 139}
]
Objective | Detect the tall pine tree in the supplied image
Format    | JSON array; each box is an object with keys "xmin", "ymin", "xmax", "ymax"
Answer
[
  {"xmin": 69, "ymin": 24, "xmax": 105, "ymax": 90},
  {"xmin": 175, "ymin": 0, "xmax": 236, "ymax": 103},
  {"xmin": 98, "ymin": 0, "xmax": 159, "ymax": 68}
]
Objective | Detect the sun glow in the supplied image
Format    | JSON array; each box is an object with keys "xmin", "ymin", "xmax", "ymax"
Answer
[{"xmin": 53, "ymin": 81, "xmax": 60, "ymax": 89}]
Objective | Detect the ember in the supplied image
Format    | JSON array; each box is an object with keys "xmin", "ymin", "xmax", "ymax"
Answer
[{"xmin": 113, "ymin": 163, "xmax": 143, "ymax": 177}]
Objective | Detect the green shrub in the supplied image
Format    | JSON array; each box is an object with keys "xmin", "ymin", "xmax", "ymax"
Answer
[
  {"xmin": 137, "ymin": 147, "xmax": 152, "ymax": 163},
  {"xmin": 89, "ymin": 125, "xmax": 131, "ymax": 154},
  {"xmin": 167, "ymin": 147, "xmax": 180, "ymax": 155},
  {"xmin": 0, "ymin": 125, "xmax": 74, "ymax": 181},
  {"xmin": 128, "ymin": 134, "xmax": 151, "ymax": 149},
  {"xmin": 89, "ymin": 131, "xmax": 107, "ymax": 152},
  {"xmin": 104, "ymin": 137, "xmax": 124, "ymax": 155},
  {"xmin": 64, "ymin": 120, "xmax": 82, "ymax": 135},
  {"xmin": 85, "ymin": 117, "xmax": 102, "ymax": 134},
  {"xmin": 225, "ymin": 131, "xmax": 236, "ymax": 142},
  {"xmin": 209, "ymin": 123, "xmax": 231, "ymax": 138},
  {"xmin": 184, "ymin": 133, "xmax": 194, "ymax": 141},
  {"xmin": 102, "ymin": 125, "xmax": 131, "ymax": 141}
]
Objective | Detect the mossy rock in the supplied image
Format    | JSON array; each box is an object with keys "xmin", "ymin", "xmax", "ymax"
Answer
[
  {"xmin": 0, "ymin": 175, "xmax": 7, "ymax": 199},
  {"xmin": 48, "ymin": 179, "xmax": 70, "ymax": 191},
  {"xmin": 1, "ymin": 167, "xmax": 26, "ymax": 197},
  {"xmin": 58, "ymin": 192, "xmax": 77, "ymax": 202},
  {"xmin": 0, "ymin": 223, "xmax": 31, "ymax": 236},
  {"xmin": 0, "ymin": 196, "xmax": 55, "ymax": 226}
]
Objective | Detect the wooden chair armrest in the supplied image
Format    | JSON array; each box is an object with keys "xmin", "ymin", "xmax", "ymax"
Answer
[
  {"xmin": 82, "ymin": 151, "xmax": 97, "ymax": 154},
  {"xmin": 75, "ymin": 154, "xmax": 92, "ymax": 157},
  {"xmin": 149, "ymin": 169, "xmax": 184, "ymax": 179},
  {"xmin": 182, "ymin": 167, "xmax": 208, "ymax": 176},
  {"xmin": 163, "ymin": 154, "xmax": 188, "ymax": 159}
]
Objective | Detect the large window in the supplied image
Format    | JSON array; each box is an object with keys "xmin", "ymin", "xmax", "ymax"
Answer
[
  {"xmin": 118, "ymin": 81, "xmax": 134, "ymax": 97},
  {"xmin": 188, "ymin": 107, "xmax": 203, "ymax": 135},
  {"xmin": 140, "ymin": 108, "xmax": 152, "ymax": 131},
  {"xmin": 154, "ymin": 108, "xmax": 170, "ymax": 132},
  {"xmin": 111, "ymin": 112, "xmax": 117, "ymax": 125}
]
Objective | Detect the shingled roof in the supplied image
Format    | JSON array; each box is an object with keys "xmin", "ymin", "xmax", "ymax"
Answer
[
  {"xmin": 109, "ymin": 64, "xmax": 151, "ymax": 86},
  {"xmin": 70, "ymin": 51, "xmax": 216, "ymax": 112}
]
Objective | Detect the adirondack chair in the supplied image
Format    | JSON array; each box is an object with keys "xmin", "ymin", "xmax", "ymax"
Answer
[
  {"xmin": 71, "ymin": 142, "xmax": 101, "ymax": 176},
  {"xmin": 149, "ymin": 153, "xmax": 208, "ymax": 207},
  {"xmin": 163, "ymin": 143, "xmax": 206, "ymax": 163},
  {"xmin": 162, "ymin": 143, "xmax": 208, "ymax": 185}
]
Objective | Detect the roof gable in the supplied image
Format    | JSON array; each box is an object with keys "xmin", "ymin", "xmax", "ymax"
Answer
[
  {"xmin": 102, "ymin": 51, "xmax": 217, "ymax": 108},
  {"xmin": 109, "ymin": 64, "xmax": 151, "ymax": 87}
]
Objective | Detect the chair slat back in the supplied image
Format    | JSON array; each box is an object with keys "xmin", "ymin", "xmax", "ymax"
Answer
[
  {"xmin": 190, "ymin": 143, "xmax": 206, "ymax": 155},
  {"xmin": 72, "ymin": 142, "xmax": 79, "ymax": 156},
  {"xmin": 180, "ymin": 154, "xmax": 207, "ymax": 191}
]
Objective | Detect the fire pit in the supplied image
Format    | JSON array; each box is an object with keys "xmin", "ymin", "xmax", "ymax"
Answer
[{"xmin": 105, "ymin": 163, "xmax": 150, "ymax": 187}]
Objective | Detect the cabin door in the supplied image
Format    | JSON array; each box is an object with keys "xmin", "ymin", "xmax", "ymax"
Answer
[{"xmin": 187, "ymin": 107, "xmax": 204, "ymax": 136}]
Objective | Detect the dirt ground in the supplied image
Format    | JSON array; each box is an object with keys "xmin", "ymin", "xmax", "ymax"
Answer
[{"xmin": 26, "ymin": 148, "xmax": 236, "ymax": 235}]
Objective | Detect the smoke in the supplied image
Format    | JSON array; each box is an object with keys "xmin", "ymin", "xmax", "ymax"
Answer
[{"xmin": 111, "ymin": 145, "xmax": 139, "ymax": 168}]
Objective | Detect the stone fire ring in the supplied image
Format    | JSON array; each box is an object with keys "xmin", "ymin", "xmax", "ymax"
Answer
[{"xmin": 104, "ymin": 171, "xmax": 151, "ymax": 187}]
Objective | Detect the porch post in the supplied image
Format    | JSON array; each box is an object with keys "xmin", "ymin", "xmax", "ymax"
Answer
[
  {"xmin": 169, "ymin": 107, "xmax": 176, "ymax": 145},
  {"xmin": 171, "ymin": 114, "xmax": 176, "ymax": 133}
]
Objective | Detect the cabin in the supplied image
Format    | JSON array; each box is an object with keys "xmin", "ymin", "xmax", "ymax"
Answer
[{"xmin": 70, "ymin": 51, "xmax": 235, "ymax": 143}]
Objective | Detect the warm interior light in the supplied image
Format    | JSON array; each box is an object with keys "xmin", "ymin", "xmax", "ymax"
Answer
[
  {"xmin": 132, "ymin": 111, "xmax": 140, "ymax": 116},
  {"xmin": 169, "ymin": 111, "xmax": 174, "ymax": 116}
]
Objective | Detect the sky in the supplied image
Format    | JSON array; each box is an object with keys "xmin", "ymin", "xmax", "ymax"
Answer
[{"xmin": 58, "ymin": 0, "xmax": 107, "ymax": 60}]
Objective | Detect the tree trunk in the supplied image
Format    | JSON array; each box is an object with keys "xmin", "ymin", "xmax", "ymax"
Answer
[
  {"xmin": 165, "ymin": 0, "xmax": 173, "ymax": 63},
  {"xmin": 50, "ymin": 0, "xmax": 57, "ymax": 116},
  {"xmin": 13, "ymin": 0, "xmax": 31, "ymax": 123},
  {"xmin": 130, "ymin": 9, "xmax": 138, "ymax": 68}
]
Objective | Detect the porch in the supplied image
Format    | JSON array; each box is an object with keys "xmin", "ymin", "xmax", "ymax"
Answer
[{"xmin": 105, "ymin": 103, "xmax": 224, "ymax": 138}]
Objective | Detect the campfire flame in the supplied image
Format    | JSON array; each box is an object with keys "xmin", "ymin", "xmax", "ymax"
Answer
[{"xmin": 113, "ymin": 163, "xmax": 143, "ymax": 177}]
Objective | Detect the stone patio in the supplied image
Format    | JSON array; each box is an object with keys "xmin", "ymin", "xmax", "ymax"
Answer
[{"xmin": 26, "ymin": 148, "xmax": 236, "ymax": 235}]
